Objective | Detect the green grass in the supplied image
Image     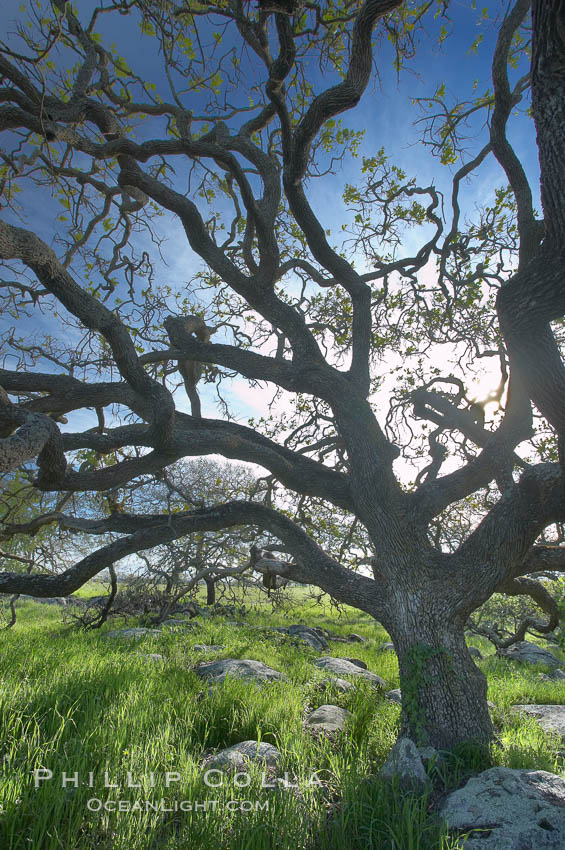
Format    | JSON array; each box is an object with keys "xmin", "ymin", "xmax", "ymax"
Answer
[{"xmin": 0, "ymin": 595, "xmax": 564, "ymax": 849}]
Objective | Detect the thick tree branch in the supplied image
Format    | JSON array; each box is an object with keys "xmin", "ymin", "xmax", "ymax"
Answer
[
  {"xmin": 0, "ymin": 370, "xmax": 149, "ymax": 421},
  {"xmin": 0, "ymin": 501, "xmax": 384, "ymax": 617},
  {"xmin": 0, "ymin": 400, "xmax": 66, "ymax": 483},
  {"xmin": 411, "ymin": 377, "xmax": 533, "ymax": 521},
  {"xmin": 0, "ymin": 221, "xmax": 175, "ymax": 447},
  {"xmin": 411, "ymin": 386, "xmax": 528, "ymax": 493},
  {"xmin": 55, "ymin": 413, "xmax": 354, "ymax": 510},
  {"xmin": 531, "ymin": 0, "xmax": 565, "ymax": 245},
  {"xmin": 490, "ymin": 0, "xmax": 540, "ymax": 265},
  {"xmin": 451, "ymin": 464, "xmax": 565, "ymax": 614},
  {"xmin": 277, "ymin": 1, "xmax": 401, "ymax": 393},
  {"xmin": 519, "ymin": 544, "xmax": 565, "ymax": 576},
  {"xmin": 495, "ymin": 2, "xmax": 565, "ymax": 444}
]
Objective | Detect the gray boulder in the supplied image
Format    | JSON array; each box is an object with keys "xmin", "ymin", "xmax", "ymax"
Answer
[
  {"xmin": 288, "ymin": 625, "xmax": 328, "ymax": 650},
  {"xmin": 203, "ymin": 741, "xmax": 281, "ymax": 772},
  {"xmin": 193, "ymin": 644, "xmax": 224, "ymax": 652},
  {"xmin": 295, "ymin": 632, "xmax": 326, "ymax": 651},
  {"xmin": 381, "ymin": 738, "xmax": 427, "ymax": 789},
  {"xmin": 314, "ymin": 656, "xmax": 386, "ymax": 688},
  {"xmin": 498, "ymin": 641, "xmax": 561, "ymax": 668},
  {"xmin": 418, "ymin": 746, "xmax": 441, "ymax": 767},
  {"xmin": 21, "ymin": 595, "xmax": 72, "ymax": 606},
  {"xmin": 18, "ymin": 594, "xmax": 84, "ymax": 606},
  {"xmin": 341, "ymin": 657, "xmax": 367, "ymax": 669},
  {"xmin": 160, "ymin": 619, "xmax": 197, "ymax": 630},
  {"xmin": 196, "ymin": 658, "xmax": 287, "ymax": 685},
  {"xmin": 142, "ymin": 653, "xmax": 164, "ymax": 662},
  {"xmin": 305, "ymin": 704, "xmax": 350, "ymax": 733},
  {"xmin": 385, "ymin": 688, "xmax": 402, "ymax": 705},
  {"xmin": 348, "ymin": 633, "xmax": 367, "ymax": 643},
  {"xmin": 105, "ymin": 628, "xmax": 161, "ymax": 639},
  {"xmin": 511, "ymin": 705, "xmax": 565, "ymax": 739},
  {"xmin": 538, "ymin": 668, "xmax": 565, "ymax": 682},
  {"xmin": 377, "ymin": 642, "xmax": 395, "ymax": 653},
  {"xmin": 440, "ymin": 767, "xmax": 565, "ymax": 849},
  {"xmin": 293, "ymin": 625, "xmax": 328, "ymax": 638}
]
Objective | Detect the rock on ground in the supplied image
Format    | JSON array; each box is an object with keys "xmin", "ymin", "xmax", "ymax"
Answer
[
  {"xmin": 104, "ymin": 628, "xmax": 161, "ymax": 639},
  {"xmin": 341, "ymin": 657, "xmax": 367, "ymax": 669},
  {"xmin": 418, "ymin": 746, "xmax": 441, "ymax": 767},
  {"xmin": 305, "ymin": 704, "xmax": 350, "ymax": 733},
  {"xmin": 381, "ymin": 738, "xmax": 427, "ymax": 789},
  {"xmin": 511, "ymin": 705, "xmax": 565, "ymax": 739},
  {"xmin": 287, "ymin": 625, "xmax": 328, "ymax": 650},
  {"xmin": 288, "ymin": 624, "xmax": 325, "ymax": 636},
  {"xmin": 18, "ymin": 595, "xmax": 72, "ymax": 606},
  {"xmin": 160, "ymin": 619, "xmax": 198, "ymax": 630},
  {"xmin": 377, "ymin": 642, "xmax": 395, "ymax": 653},
  {"xmin": 196, "ymin": 658, "xmax": 287, "ymax": 685},
  {"xmin": 348, "ymin": 633, "xmax": 367, "ymax": 643},
  {"xmin": 193, "ymin": 644, "xmax": 224, "ymax": 652},
  {"xmin": 295, "ymin": 632, "xmax": 326, "ymax": 651},
  {"xmin": 539, "ymin": 668, "xmax": 565, "ymax": 682},
  {"xmin": 314, "ymin": 657, "xmax": 386, "ymax": 688},
  {"xmin": 203, "ymin": 741, "xmax": 281, "ymax": 772},
  {"xmin": 385, "ymin": 688, "xmax": 402, "ymax": 704},
  {"xmin": 440, "ymin": 767, "xmax": 565, "ymax": 849},
  {"xmin": 498, "ymin": 641, "xmax": 561, "ymax": 668}
]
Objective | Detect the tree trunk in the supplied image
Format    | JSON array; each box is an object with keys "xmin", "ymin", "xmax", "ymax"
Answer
[
  {"xmin": 387, "ymin": 599, "xmax": 493, "ymax": 750},
  {"xmin": 205, "ymin": 576, "xmax": 216, "ymax": 606}
]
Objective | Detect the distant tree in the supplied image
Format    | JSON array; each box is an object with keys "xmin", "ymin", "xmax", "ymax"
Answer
[
  {"xmin": 122, "ymin": 459, "xmax": 264, "ymax": 615},
  {"xmin": 1, "ymin": 0, "xmax": 565, "ymax": 749}
]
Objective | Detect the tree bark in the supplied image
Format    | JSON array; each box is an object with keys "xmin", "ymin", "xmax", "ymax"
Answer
[
  {"xmin": 387, "ymin": 593, "xmax": 492, "ymax": 750},
  {"xmin": 205, "ymin": 576, "xmax": 216, "ymax": 606}
]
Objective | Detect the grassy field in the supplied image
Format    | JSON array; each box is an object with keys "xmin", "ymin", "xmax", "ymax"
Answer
[{"xmin": 0, "ymin": 592, "xmax": 564, "ymax": 849}]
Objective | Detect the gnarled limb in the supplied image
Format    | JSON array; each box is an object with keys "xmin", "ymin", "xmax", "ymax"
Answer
[
  {"xmin": 451, "ymin": 463, "xmax": 565, "ymax": 614},
  {"xmin": 411, "ymin": 372, "xmax": 533, "ymax": 521},
  {"xmin": 0, "ymin": 220, "xmax": 175, "ymax": 445},
  {"xmin": 0, "ymin": 500, "xmax": 386, "ymax": 618},
  {"xmin": 490, "ymin": 0, "xmax": 540, "ymax": 266},
  {"xmin": 0, "ymin": 399, "xmax": 66, "ymax": 483},
  {"xmin": 496, "ymin": 1, "xmax": 565, "ymax": 447}
]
